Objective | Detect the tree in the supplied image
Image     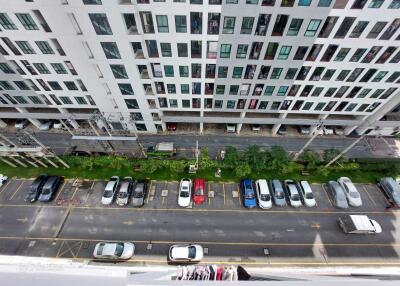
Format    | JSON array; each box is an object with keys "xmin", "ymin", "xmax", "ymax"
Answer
[
  {"xmin": 223, "ymin": 146, "xmax": 241, "ymax": 168},
  {"xmin": 139, "ymin": 160, "xmax": 160, "ymax": 174},
  {"xmin": 169, "ymin": 160, "xmax": 187, "ymax": 173},
  {"xmin": 323, "ymin": 148, "xmax": 346, "ymax": 164},
  {"xmin": 244, "ymin": 145, "xmax": 264, "ymax": 171},
  {"xmin": 234, "ymin": 162, "xmax": 251, "ymax": 178},
  {"xmin": 109, "ymin": 156, "xmax": 126, "ymax": 170},
  {"xmin": 269, "ymin": 145, "xmax": 290, "ymax": 172},
  {"xmin": 299, "ymin": 149, "xmax": 321, "ymax": 171},
  {"xmin": 198, "ymin": 147, "xmax": 217, "ymax": 169}
]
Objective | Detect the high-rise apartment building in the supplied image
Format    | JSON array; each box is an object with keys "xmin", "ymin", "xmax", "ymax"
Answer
[{"xmin": 0, "ymin": 0, "xmax": 399, "ymax": 135}]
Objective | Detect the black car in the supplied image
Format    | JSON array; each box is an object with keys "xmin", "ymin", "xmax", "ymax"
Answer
[
  {"xmin": 24, "ymin": 175, "xmax": 48, "ymax": 203},
  {"xmin": 38, "ymin": 176, "xmax": 63, "ymax": 202},
  {"xmin": 131, "ymin": 179, "xmax": 149, "ymax": 207}
]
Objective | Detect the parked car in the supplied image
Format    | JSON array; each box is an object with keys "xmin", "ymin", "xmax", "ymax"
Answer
[
  {"xmin": 298, "ymin": 181, "xmax": 316, "ymax": 207},
  {"xmin": 131, "ymin": 179, "xmax": 148, "ymax": 207},
  {"xmin": 24, "ymin": 175, "xmax": 48, "ymax": 203},
  {"xmin": 334, "ymin": 127, "xmax": 345, "ymax": 136},
  {"xmin": 226, "ymin": 124, "xmax": 236, "ymax": 133},
  {"xmin": 338, "ymin": 177, "xmax": 362, "ymax": 207},
  {"xmin": 168, "ymin": 244, "xmax": 203, "ymax": 262},
  {"xmin": 277, "ymin": 125, "xmax": 287, "ymax": 135},
  {"xmin": 269, "ymin": 179, "xmax": 286, "ymax": 207},
  {"xmin": 38, "ymin": 176, "xmax": 62, "ymax": 202},
  {"xmin": 284, "ymin": 180, "xmax": 302, "ymax": 208},
  {"xmin": 298, "ymin": 126, "xmax": 310, "ymax": 135},
  {"xmin": 251, "ymin": 124, "xmax": 261, "ymax": 132},
  {"xmin": 240, "ymin": 179, "xmax": 257, "ymax": 208},
  {"xmin": 178, "ymin": 178, "xmax": 192, "ymax": 207},
  {"xmin": 38, "ymin": 121, "xmax": 53, "ymax": 131},
  {"xmin": 166, "ymin": 122, "xmax": 177, "ymax": 131},
  {"xmin": 323, "ymin": 126, "xmax": 334, "ymax": 135},
  {"xmin": 53, "ymin": 121, "xmax": 63, "ymax": 129},
  {"xmin": 116, "ymin": 177, "xmax": 133, "ymax": 206},
  {"xmin": 93, "ymin": 242, "xmax": 135, "ymax": 260},
  {"xmin": 327, "ymin": 181, "xmax": 349, "ymax": 209},
  {"xmin": 192, "ymin": 178, "xmax": 206, "ymax": 205},
  {"xmin": 0, "ymin": 174, "xmax": 8, "ymax": 187},
  {"xmin": 255, "ymin": 179, "xmax": 272, "ymax": 209},
  {"xmin": 15, "ymin": 119, "xmax": 29, "ymax": 130},
  {"xmin": 101, "ymin": 176, "xmax": 119, "ymax": 205},
  {"xmin": 378, "ymin": 177, "xmax": 400, "ymax": 207}
]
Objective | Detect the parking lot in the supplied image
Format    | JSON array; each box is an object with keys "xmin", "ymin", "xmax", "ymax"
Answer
[{"xmin": 0, "ymin": 177, "xmax": 399, "ymax": 266}]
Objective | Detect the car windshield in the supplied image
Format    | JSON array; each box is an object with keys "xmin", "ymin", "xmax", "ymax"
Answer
[
  {"xmin": 349, "ymin": 191, "xmax": 360, "ymax": 199},
  {"xmin": 245, "ymin": 193, "xmax": 254, "ymax": 199},
  {"xmin": 182, "ymin": 185, "xmax": 188, "ymax": 190},
  {"xmin": 180, "ymin": 191, "xmax": 189, "ymax": 198},
  {"xmin": 305, "ymin": 193, "xmax": 314, "ymax": 199},
  {"xmin": 114, "ymin": 243, "xmax": 124, "ymax": 257},
  {"xmin": 195, "ymin": 188, "xmax": 203, "ymax": 196},
  {"xmin": 41, "ymin": 188, "xmax": 50, "ymax": 195},
  {"xmin": 96, "ymin": 243, "xmax": 105, "ymax": 255},
  {"xmin": 292, "ymin": 194, "xmax": 300, "ymax": 201},
  {"xmin": 104, "ymin": 190, "xmax": 113, "ymax": 198},
  {"xmin": 118, "ymin": 192, "xmax": 127, "ymax": 199},
  {"xmin": 276, "ymin": 191, "xmax": 284, "ymax": 199},
  {"xmin": 188, "ymin": 246, "xmax": 196, "ymax": 259},
  {"xmin": 133, "ymin": 190, "xmax": 143, "ymax": 198},
  {"xmin": 260, "ymin": 194, "xmax": 270, "ymax": 201}
]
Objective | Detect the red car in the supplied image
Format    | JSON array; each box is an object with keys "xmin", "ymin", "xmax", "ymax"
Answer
[
  {"xmin": 192, "ymin": 178, "xmax": 206, "ymax": 205},
  {"xmin": 166, "ymin": 122, "xmax": 177, "ymax": 131}
]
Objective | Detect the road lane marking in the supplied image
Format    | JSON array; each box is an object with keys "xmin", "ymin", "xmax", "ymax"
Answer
[
  {"xmin": 9, "ymin": 180, "xmax": 25, "ymax": 201},
  {"xmin": 321, "ymin": 184, "xmax": 334, "ymax": 207},
  {"xmin": 55, "ymin": 180, "xmax": 68, "ymax": 201},
  {"xmin": 0, "ymin": 179, "xmax": 13, "ymax": 194},
  {"xmin": 222, "ymin": 183, "xmax": 226, "ymax": 205},
  {"xmin": 362, "ymin": 185, "xmax": 376, "ymax": 206}
]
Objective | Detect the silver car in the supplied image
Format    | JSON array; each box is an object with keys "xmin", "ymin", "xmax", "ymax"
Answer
[
  {"xmin": 93, "ymin": 242, "xmax": 135, "ymax": 260},
  {"xmin": 116, "ymin": 177, "xmax": 132, "ymax": 206},
  {"xmin": 327, "ymin": 181, "xmax": 349, "ymax": 209},
  {"xmin": 337, "ymin": 177, "xmax": 362, "ymax": 207},
  {"xmin": 379, "ymin": 177, "xmax": 400, "ymax": 207},
  {"xmin": 269, "ymin": 179, "xmax": 286, "ymax": 207},
  {"xmin": 131, "ymin": 179, "xmax": 148, "ymax": 207}
]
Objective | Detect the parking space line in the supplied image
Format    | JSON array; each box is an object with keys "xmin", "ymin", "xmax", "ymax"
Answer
[
  {"xmin": 55, "ymin": 180, "xmax": 68, "ymax": 201},
  {"xmin": 8, "ymin": 181, "xmax": 25, "ymax": 201},
  {"xmin": 222, "ymin": 183, "xmax": 226, "ymax": 205},
  {"xmin": 0, "ymin": 179, "xmax": 13, "ymax": 194},
  {"xmin": 208, "ymin": 183, "xmax": 210, "ymax": 205},
  {"xmin": 362, "ymin": 185, "xmax": 376, "ymax": 206},
  {"xmin": 321, "ymin": 184, "xmax": 333, "ymax": 207},
  {"xmin": 146, "ymin": 181, "xmax": 153, "ymax": 205},
  {"xmin": 237, "ymin": 185, "xmax": 242, "ymax": 206}
]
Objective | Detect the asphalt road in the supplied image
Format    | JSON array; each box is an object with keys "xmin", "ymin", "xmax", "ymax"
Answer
[{"xmin": 0, "ymin": 131, "xmax": 387, "ymax": 159}]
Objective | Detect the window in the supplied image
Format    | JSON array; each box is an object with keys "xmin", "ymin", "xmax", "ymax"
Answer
[
  {"xmin": 175, "ymin": 15, "xmax": 187, "ymax": 32},
  {"xmin": 258, "ymin": 66, "xmax": 271, "ymax": 79},
  {"xmin": 281, "ymin": 0, "xmax": 295, "ymax": 6},
  {"xmin": 350, "ymin": 48, "xmax": 366, "ymax": 62},
  {"xmin": 118, "ymin": 83, "xmax": 134, "ymax": 95},
  {"xmin": 83, "ymin": 0, "xmax": 102, "ymax": 4},
  {"xmin": 48, "ymin": 81, "xmax": 63, "ymax": 90},
  {"xmin": 298, "ymin": 0, "xmax": 311, "ymax": 6},
  {"xmin": 110, "ymin": 64, "xmax": 128, "ymax": 79},
  {"xmin": 236, "ymin": 44, "xmax": 248, "ymax": 58},
  {"xmin": 277, "ymin": 86, "xmax": 288, "ymax": 96},
  {"xmin": 367, "ymin": 22, "xmax": 387, "ymax": 39},
  {"xmin": 285, "ymin": 68, "xmax": 298, "ymax": 79},
  {"xmin": 321, "ymin": 45, "xmax": 338, "ymax": 62},
  {"xmin": 207, "ymin": 41, "xmax": 217, "ymax": 59},
  {"xmin": 16, "ymin": 13, "xmax": 38, "ymax": 30},
  {"xmin": 264, "ymin": 86, "xmax": 275, "ymax": 96},
  {"xmin": 179, "ymin": 66, "xmax": 189, "ymax": 77},
  {"xmin": 100, "ymin": 42, "xmax": 121, "ymax": 59},
  {"xmin": 351, "ymin": 0, "xmax": 367, "ymax": 8},
  {"xmin": 89, "ymin": 13, "xmax": 112, "ymax": 35},
  {"xmin": 208, "ymin": 13, "xmax": 220, "ymax": 34},
  {"xmin": 336, "ymin": 70, "xmax": 350, "ymax": 81},
  {"xmin": 322, "ymin": 69, "xmax": 335, "ymax": 80},
  {"xmin": 220, "ymin": 44, "xmax": 231, "ymax": 58},
  {"xmin": 246, "ymin": 0, "xmax": 259, "ymax": 3},
  {"xmin": 318, "ymin": 0, "xmax": 332, "ymax": 6},
  {"xmin": 12, "ymin": 96, "xmax": 26, "ymax": 104},
  {"xmin": 64, "ymin": 81, "xmax": 78, "ymax": 90},
  {"xmin": 360, "ymin": 69, "xmax": 377, "ymax": 82},
  {"xmin": 156, "ymin": 15, "xmax": 169, "ymax": 32},
  {"xmin": 51, "ymin": 63, "xmax": 67, "ymax": 74},
  {"xmin": 15, "ymin": 41, "xmax": 35, "ymax": 54},
  {"xmin": 334, "ymin": 48, "xmax": 350, "ymax": 61},
  {"xmin": 361, "ymin": 46, "xmax": 382, "ymax": 63},
  {"xmin": 249, "ymin": 42, "xmax": 263, "ymax": 59},
  {"xmin": 255, "ymin": 14, "xmax": 271, "ymax": 36},
  {"xmin": 278, "ymin": 46, "xmax": 291, "ymax": 60},
  {"xmin": 296, "ymin": 66, "xmax": 311, "ymax": 80},
  {"xmin": 123, "ymin": 14, "xmax": 137, "ymax": 34},
  {"xmin": 33, "ymin": 63, "xmax": 50, "ymax": 74},
  {"xmin": 164, "ymin": 65, "xmax": 174, "ymax": 77},
  {"xmin": 160, "ymin": 43, "xmax": 172, "ymax": 57},
  {"xmin": 346, "ymin": 68, "xmax": 364, "ymax": 82},
  {"xmin": 264, "ymin": 42, "xmax": 279, "ymax": 60},
  {"xmin": 14, "ymin": 81, "xmax": 30, "ymax": 90},
  {"xmin": 368, "ymin": 0, "xmax": 383, "ymax": 7},
  {"xmin": 181, "ymin": 84, "xmax": 190, "ymax": 94},
  {"xmin": 191, "ymin": 41, "xmax": 202, "ymax": 58},
  {"xmin": 177, "ymin": 43, "xmax": 188, "ymax": 57},
  {"xmin": 306, "ymin": 44, "xmax": 323, "ymax": 61},
  {"xmin": 305, "ymin": 19, "xmax": 321, "ymax": 36},
  {"xmin": 227, "ymin": 0, "xmax": 239, "ymax": 3},
  {"xmin": 75, "ymin": 97, "xmax": 87, "ymax": 105},
  {"xmin": 318, "ymin": 16, "xmax": 338, "ymax": 38},
  {"xmin": 349, "ymin": 21, "xmax": 368, "ymax": 38},
  {"xmin": 140, "ymin": 12, "xmax": 154, "ymax": 33},
  {"xmin": 244, "ymin": 65, "xmax": 256, "ymax": 79},
  {"xmin": 167, "ymin": 84, "xmax": 176, "ymax": 94},
  {"xmin": 125, "ymin": 99, "xmax": 139, "ymax": 109},
  {"xmin": 0, "ymin": 13, "xmax": 17, "ymax": 30},
  {"xmin": 35, "ymin": 41, "xmax": 54, "ymax": 54},
  {"xmin": 223, "ymin": 17, "xmax": 235, "ymax": 34},
  {"xmin": 287, "ymin": 18, "xmax": 303, "ymax": 36},
  {"xmin": 270, "ymin": 68, "xmax": 282, "ymax": 79},
  {"xmin": 191, "ymin": 63, "xmax": 201, "ymax": 78},
  {"xmin": 372, "ymin": 71, "xmax": 388, "ymax": 82},
  {"xmin": 218, "ymin": 66, "xmax": 228, "ymax": 78},
  {"xmin": 241, "ymin": 17, "xmax": 254, "ymax": 34},
  {"xmin": 293, "ymin": 46, "xmax": 308, "ymax": 60},
  {"xmin": 169, "ymin": 99, "xmax": 178, "ymax": 108},
  {"xmin": 216, "ymin": 85, "xmax": 225, "ymax": 95},
  {"xmin": 334, "ymin": 17, "xmax": 356, "ymax": 38},
  {"xmin": 314, "ymin": 102, "xmax": 326, "ymax": 111},
  {"xmin": 190, "ymin": 12, "xmax": 202, "ymax": 34},
  {"xmin": 388, "ymin": 0, "xmax": 400, "ymax": 8},
  {"xmin": 0, "ymin": 63, "xmax": 14, "ymax": 74},
  {"xmin": 230, "ymin": 85, "xmax": 239, "ymax": 95},
  {"xmin": 272, "ymin": 15, "xmax": 288, "ymax": 36},
  {"xmin": 232, "ymin": 67, "xmax": 243, "ymax": 78},
  {"xmin": 380, "ymin": 19, "xmax": 400, "ymax": 40},
  {"xmin": 370, "ymin": 89, "xmax": 384, "ymax": 98},
  {"xmin": 146, "ymin": 40, "xmax": 159, "ymax": 57},
  {"xmin": 262, "ymin": 0, "xmax": 275, "ymax": 5}
]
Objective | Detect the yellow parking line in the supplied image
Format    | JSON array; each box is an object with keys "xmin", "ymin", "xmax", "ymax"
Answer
[
  {"xmin": 55, "ymin": 180, "xmax": 68, "ymax": 201},
  {"xmin": 0, "ymin": 179, "xmax": 13, "ymax": 194},
  {"xmin": 9, "ymin": 181, "xmax": 25, "ymax": 201},
  {"xmin": 362, "ymin": 185, "xmax": 376, "ymax": 206},
  {"xmin": 321, "ymin": 184, "xmax": 334, "ymax": 207}
]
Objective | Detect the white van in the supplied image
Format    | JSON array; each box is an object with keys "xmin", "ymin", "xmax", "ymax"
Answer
[
  {"xmin": 338, "ymin": 215, "xmax": 382, "ymax": 234},
  {"xmin": 226, "ymin": 124, "xmax": 236, "ymax": 133}
]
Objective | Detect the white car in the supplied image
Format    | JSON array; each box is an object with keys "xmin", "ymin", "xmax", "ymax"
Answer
[
  {"xmin": 284, "ymin": 180, "xmax": 302, "ymax": 208},
  {"xmin": 0, "ymin": 174, "xmax": 8, "ymax": 187},
  {"xmin": 116, "ymin": 177, "xmax": 132, "ymax": 206},
  {"xmin": 15, "ymin": 119, "xmax": 28, "ymax": 129},
  {"xmin": 168, "ymin": 244, "xmax": 203, "ymax": 262},
  {"xmin": 178, "ymin": 178, "xmax": 192, "ymax": 207},
  {"xmin": 323, "ymin": 126, "xmax": 334, "ymax": 135},
  {"xmin": 39, "ymin": 121, "xmax": 53, "ymax": 131},
  {"xmin": 101, "ymin": 176, "xmax": 119, "ymax": 205},
  {"xmin": 338, "ymin": 177, "xmax": 362, "ymax": 207},
  {"xmin": 53, "ymin": 121, "xmax": 63, "ymax": 129},
  {"xmin": 255, "ymin": 179, "xmax": 272, "ymax": 209},
  {"xmin": 93, "ymin": 242, "xmax": 135, "ymax": 260},
  {"xmin": 298, "ymin": 181, "xmax": 316, "ymax": 207}
]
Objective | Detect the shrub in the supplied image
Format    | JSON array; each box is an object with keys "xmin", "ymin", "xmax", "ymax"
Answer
[
  {"xmin": 234, "ymin": 163, "xmax": 251, "ymax": 178},
  {"xmin": 139, "ymin": 160, "xmax": 160, "ymax": 174},
  {"xmin": 223, "ymin": 146, "xmax": 241, "ymax": 168},
  {"xmin": 169, "ymin": 160, "xmax": 187, "ymax": 173},
  {"xmin": 269, "ymin": 145, "xmax": 290, "ymax": 172},
  {"xmin": 299, "ymin": 149, "xmax": 321, "ymax": 171},
  {"xmin": 323, "ymin": 149, "xmax": 346, "ymax": 164}
]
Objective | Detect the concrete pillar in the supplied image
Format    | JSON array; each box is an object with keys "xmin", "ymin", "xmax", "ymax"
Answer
[
  {"xmin": 344, "ymin": 126, "xmax": 357, "ymax": 136},
  {"xmin": 271, "ymin": 124, "xmax": 281, "ymax": 135},
  {"xmin": 319, "ymin": 114, "xmax": 329, "ymax": 120},
  {"xmin": 309, "ymin": 125, "xmax": 318, "ymax": 135},
  {"xmin": 16, "ymin": 107, "xmax": 41, "ymax": 128},
  {"xmin": 0, "ymin": 119, "xmax": 7, "ymax": 128},
  {"xmin": 199, "ymin": 122, "xmax": 203, "ymax": 134},
  {"xmin": 236, "ymin": 123, "xmax": 242, "ymax": 134}
]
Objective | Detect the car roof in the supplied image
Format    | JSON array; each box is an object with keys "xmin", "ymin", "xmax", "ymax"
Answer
[
  {"xmin": 193, "ymin": 178, "xmax": 205, "ymax": 188},
  {"xmin": 100, "ymin": 243, "xmax": 117, "ymax": 256},
  {"xmin": 119, "ymin": 181, "xmax": 130, "ymax": 193},
  {"xmin": 257, "ymin": 180, "xmax": 269, "ymax": 193},
  {"xmin": 300, "ymin": 181, "xmax": 312, "ymax": 193},
  {"xmin": 171, "ymin": 246, "xmax": 188, "ymax": 258},
  {"xmin": 105, "ymin": 180, "xmax": 116, "ymax": 190},
  {"xmin": 43, "ymin": 176, "xmax": 59, "ymax": 188}
]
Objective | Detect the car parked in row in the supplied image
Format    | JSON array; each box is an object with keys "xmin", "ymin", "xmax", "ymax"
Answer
[
  {"xmin": 101, "ymin": 176, "xmax": 119, "ymax": 205},
  {"xmin": 192, "ymin": 178, "xmax": 206, "ymax": 205},
  {"xmin": 298, "ymin": 181, "xmax": 316, "ymax": 207},
  {"xmin": 24, "ymin": 175, "xmax": 48, "ymax": 203},
  {"xmin": 255, "ymin": 179, "xmax": 272, "ymax": 209},
  {"xmin": 131, "ymin": 179, "xmax": 148, "ymax": 207},
  {"xmin": 0, "ymin": 174, "xmax": 8, "ymax": 187},
  {"xmin": 93, "ymin": 242, "xmax": 135, "ymax": 260},
  {"xmin": 38, "ymin": 176, "xmax": 63, "ymax": 202},
  {"xmin": 168, "ymin": 244, "xmax": 203, "ymax": 263},
  {"xmin": 337, "ymin": 177, "xmax": 362, "ymax": 207},
  {"xmin": 378, "ymin": 177, "xmax": 400, "ymax": 207},
  {"xmin": 327, "ymin": 181, "xmax": 349, "ymax": 209},
  {"xmin": 284, "ymin": 180, "xmax": 302, "ymax": 208},
  {"xmin": 240, "ymin": 179, "xmax": 257, "ymax": 208},
  {"xmin": 116, "ymin": 177, "xmax": 133, "ymax": 206},
  {"xmin": 269, "ymin": 179, "xmax": 286, "ymax": 207},
  {"xmin": 15, "ymin": 119, "xmax": 29, "ymax": 130},
  {"xmin": 178, "ymin": 178, "xmax": 192, "ymax": 207}
]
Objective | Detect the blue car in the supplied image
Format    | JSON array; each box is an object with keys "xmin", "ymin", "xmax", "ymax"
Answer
[{"xmin": 240, "ymin": 179, "xmax": 257, "ymax": 208}]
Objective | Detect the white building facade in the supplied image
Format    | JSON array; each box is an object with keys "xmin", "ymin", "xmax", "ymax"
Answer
[{"xmin": 0, "ymin": 0, "xmax": 399, "ymax": 135}]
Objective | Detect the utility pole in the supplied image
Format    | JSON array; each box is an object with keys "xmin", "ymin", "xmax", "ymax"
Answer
[
  {"xmin": 293, "ymin": 121, "xmax": 324, "ymax": 161},
  {"xmin": 325, "ymin": 133, "xmax": 368, "ymax": 168},
  {"xmin": 128, "ymin": 116, "xmax": 146, "ymax": 158}
]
